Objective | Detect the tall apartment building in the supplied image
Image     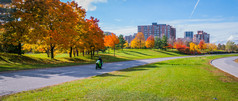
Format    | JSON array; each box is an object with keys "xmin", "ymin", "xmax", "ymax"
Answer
[
  {"xmin": 138, "ymin": 23, "xmax": 176, "ymax": 41},
  {"xmin": 184, "ymin": 31, "xmax": 193, "ymax": 42},
  {"xmin": 193, "ymin": 31, "xmax": 210, "ymax": 43},
  {"xmin": 125, "ymin": 33, "xmax": 137, "ymax": 44}
]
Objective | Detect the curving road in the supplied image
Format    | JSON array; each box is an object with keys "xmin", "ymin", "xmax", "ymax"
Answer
[
  {"xmin": 0, "ymin": 56, "xmax": 196, "ymax": 96},
  {"xmin": 211, "ymin": 56, "xmax": 238, "ymax": 78}
]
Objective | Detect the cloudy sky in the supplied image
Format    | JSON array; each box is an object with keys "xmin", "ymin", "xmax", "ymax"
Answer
[{"xmin": 61, "ymin": 0, "xmax": 238, "ymax": 44}]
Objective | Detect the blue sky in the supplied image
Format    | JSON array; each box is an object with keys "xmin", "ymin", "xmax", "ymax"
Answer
[{"xmin": 61, "ymin": 0, "xmax": 238, "ymax": 43}]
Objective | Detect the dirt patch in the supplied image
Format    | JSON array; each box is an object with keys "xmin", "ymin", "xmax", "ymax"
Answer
[{"xmin": 234, "ymin": 59, "xmax": 238, "ymax": 63}]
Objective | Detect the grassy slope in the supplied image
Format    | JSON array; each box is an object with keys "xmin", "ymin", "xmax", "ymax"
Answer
[
  {"xmin": 0, "ymin": 49, "xmax": 185, "ymax": 72},
  {"xmin": 1, "ymin": 54, "xmax": 238, "ymax": 100}
]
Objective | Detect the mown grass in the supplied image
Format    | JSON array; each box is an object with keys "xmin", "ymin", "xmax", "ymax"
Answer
[
  {"xmin": 0, "ymin": 49, "xmax": 185, "ymax": 72},
  {"xmin": 1, "ymin": 54, "xmax": 238, "ymax": 100}
]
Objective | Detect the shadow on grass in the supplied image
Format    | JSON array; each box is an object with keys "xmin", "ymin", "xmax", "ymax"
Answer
[
  {"xmin": 128, "ymin": 51, "xmax": 151, "ymax": 56},
  {"xmin": 0, "ymin": 53, "xmax": 45, "ymax": 64},
  {"xmin": 65, "ymin": 58, "xmax": 87, "ymax": 62},
  {"xmin": 153, "ymin": 50, "xmax": 183, "ymax": 56},
  {"xmin": 154, "ymin": 62, "xmax": 202, "ymax": 66},
  {"xmin": 95, "ymin": 73, "xmax": 129, "ymax": 77},
  {"xmin": 119, "ymin": 65, "xmax": 158, "ymax": 72}
]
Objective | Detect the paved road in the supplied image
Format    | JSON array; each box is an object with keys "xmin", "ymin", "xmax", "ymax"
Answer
[
  {"xmin": 0, "ymin": 56, "xmax": 196, "ymax": 96},
  {"xmin": 211, "ymin": 56, "xmax": 238, "ymax": 78}
]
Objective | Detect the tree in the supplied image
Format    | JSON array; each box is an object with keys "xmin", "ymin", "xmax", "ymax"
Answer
[
  {"xmin": 118, "ymin": 34, "xmax": 126, "ymax": 50},
  {"xmin": 131, "ymin": 32, "xmax": 145, "ymax": 49},
  {"xmin": 145, "ymin": 35, "xmax": 155, "ymax": 48},
  {"xmin": 189, "ymin": 42, "xmax": 196, "ymax": 52},
  {"xmin": 154, "ymin": 37, "xmax": 163, "ymax": 49},
  {"xmin": 124, "ymin": 41, "xmax": 129, "ymax": 48},
  {"xmin": 161, "ymin": 35, "xmax": 168, "ymax": 50},
  {"xmin": 206, "ymin": 43, "xmax": 217, "ymax": 52},
  {"xmin": 198, "ymin": 40, "xmax": 206, "ymax": 50},
  {"xmin": 226, "ymin": 40, "xmax": 236, "ymax": 52},
  {"xmin": 104, "ymin": 33, "xmax": 119, "ymax": 56}
]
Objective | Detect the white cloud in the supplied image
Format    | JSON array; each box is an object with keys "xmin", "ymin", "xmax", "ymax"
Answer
[
  {"xmin": 74, "ymin": 0, "xmax": 107, "ymax": 11},
  {"xmin": 114, "ymin": 19, "xmax": 122, "ymax": 22}
]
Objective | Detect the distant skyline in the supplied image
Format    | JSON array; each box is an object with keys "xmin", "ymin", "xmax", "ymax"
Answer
[{"xmin": 61, "ymin": 0, "xmax": 238, "ymax": 44}]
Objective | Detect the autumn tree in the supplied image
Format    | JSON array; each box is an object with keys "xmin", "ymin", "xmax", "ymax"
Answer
[
  {"xmin": 226, "ymin": 40, "xmax": 236, "ymax": 52},
  {"xmin": 206, "ymin": 43, "xmax": 217, "ymax": 52},
  {"xmin": 16, "ymin": 0, "xmax": 81, "ymax": 59},
  {"xmin": 131, "ymin": 32, "xmax": 145, "ymax": 49},
  {"xmin": 124, "ymin": 41, "xmax": 129, "ymax": 48},
  {"xmin": 145, "ymin": 35, "xmax": 155, "ymax": 48},
  {"xmin": 104, "ymin": 33, "xmax": 119, "ymax": 56},
  {"xmin": 198, "ymin": 40, "xmax": 206, "ymax": 50}
]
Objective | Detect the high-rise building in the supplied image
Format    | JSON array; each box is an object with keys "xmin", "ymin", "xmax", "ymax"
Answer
[
  {"xmin": 125, "ymin": 35, "xmax": 133, "ymax": 43},
  {"xmin": 125, "ymin": 33, "xmax": 137, "ymax": 44},
  {"xmin": 184, "ymin": 31, "xmax": 193, "ymax": 42},
  {"xmin": 193, "ymin": 31, "xmax": 210, "ymax": 43},
  {"xmin": 104, "ymin": 32, "xmax": 112, "ymax": 35},
  {"xmin": 138, "ymin": 23, "xmax": 176, "ymax": 42}
]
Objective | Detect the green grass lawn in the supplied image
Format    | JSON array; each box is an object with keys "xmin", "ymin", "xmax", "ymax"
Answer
[
  {"xmin": 1, "ymin": 54, "xmax": 238, "ymax": 100},
  {"xmin": 0, "ymin": 49, "xmax": 186, "ymax": 72}
]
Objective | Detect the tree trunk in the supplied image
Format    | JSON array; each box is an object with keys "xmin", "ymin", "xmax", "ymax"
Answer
[
  {"xmin": 93, "ymin": 48, "xmax": 95, "ymax": 56},
  {"xmin": 76, "ymin": 49, "xmax": 79, "ymax": 56},
  {"xmin": 83, "ymin": 50, "xmax": 84, "ymax": 56},
  {"xmin": 91, "ymin": 50, "xmax": 93, "ymax": 59},
  {"xmin": 46, "ymin": 49, "xmax": 50, "ymax": 57},
  {"xmin": 69, "ymin": 47, "xmax": 72, "ymax": 58},
  {"xmin": 73, "ymin": 49, "xmax": 76, "ymax": 57},
  {"xmin": 18, "ymin": 42, "xmax": 21, "ymax": 55},
  {"xmin": 50, "ymin": 45, "xmax": 54, "ymax": 59}
]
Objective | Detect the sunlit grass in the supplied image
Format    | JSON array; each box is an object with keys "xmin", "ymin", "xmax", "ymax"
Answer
[
  {"xmin": 1, "ymin": 54, "xmax": 237, "ymax": 100},
  {"xmin": 0, "ymin": 49, "xmax": 186, "ymax": 72}
]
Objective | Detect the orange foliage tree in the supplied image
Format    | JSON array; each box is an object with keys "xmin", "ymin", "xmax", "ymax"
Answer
[
  {"xmin": 1, "ymin": 0, "xmax": 106, "ymax": 59},
  {"xmin": 174, "ymin": 40, "xmax": 190, "ymax": 54},
  {"xmin": 104, "ymin": 33, "xmax": 119, "ymax": 56},
  {"xmin": 145, "ymin": 35, "xmax": 155, "ymax": 48},
  {"xmin": 131, "ymin": 32, "xmax": 145, "ymax": 48},
  {"xmin": 198, "ymin": 40, "xmax": 206, "ymax": 50}
]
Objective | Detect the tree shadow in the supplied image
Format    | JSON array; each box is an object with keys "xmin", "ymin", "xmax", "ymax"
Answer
[
  {"xmin": 0, "ymin": 57, "xmax": 10, "ymax": 63},
  {"xmin": 153, "ymin": 50, "xmax": 180, "ymax": 56},
  {"xmin": 154, "ymin": 62, "xmax": 202, "ymax": 66},
  {"xmin": 94, "ymin": 73, "xmax": 129, "ymax": 77},
  {"xmin": 119, "ymin": 65, "xmax": 158, "ymax": 72},
  {"xmin": 65, "ymin": 58, "xmax": 87, "ymax": 62},
  {"xmin": 129, "ymin": 51, "xmax": 151, "ymax": 56},
  {"xmin": 1, "ymin": 54, "xmax": 45, "ymax": 64}
]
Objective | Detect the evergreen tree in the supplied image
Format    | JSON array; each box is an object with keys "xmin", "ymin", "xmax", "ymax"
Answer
[
  {"xmin": 118, "ymin": 34, "xmax": 126, "ymax": 50},
  {"xmin": 161, "ymin": 35, "xmax": 168, "ymax": 50}
]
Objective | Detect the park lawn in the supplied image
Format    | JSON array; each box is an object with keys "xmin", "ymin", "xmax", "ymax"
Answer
[
  {"xmin": 1, "ymin": 54, "xmax": 238, "ymax": 100},
  {"xmin": 0, "ymin": 49, "xmax": 186, "ymax": 72}
]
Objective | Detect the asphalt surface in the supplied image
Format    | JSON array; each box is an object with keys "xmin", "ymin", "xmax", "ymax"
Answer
[
  {"xmin": 0, "ymin": 56, "xmax": 195, "ymax": 96},
  {"xmin": 211, "ymin": 56, "xmax": 238, "ymax": 78}
]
